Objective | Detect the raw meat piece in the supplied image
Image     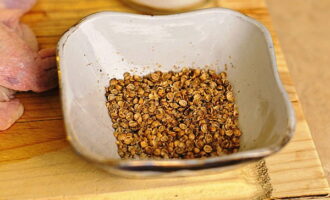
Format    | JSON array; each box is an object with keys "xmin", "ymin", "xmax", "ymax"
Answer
[
  {"xmin": 0, "ymin": 99, "xmax": 24, "ymax": 131},
  {"xmin": 0, "ymin": 0, "xmax": 57, "ymax": 130},
  {"xmin": 0, "ymin": 0, "xmax": 36, "ymax": 11},
  {"xmin": 0, "ymin": 0, "xmax": 38, "ymax": 50},
  {"xmin": 0, "ymin": 0, "xmax": 57, "ymax": 92},
  {"xmin": 0, "ymin": 85, "xmax": 15, "ymax": 101},
  {"xmin": 0, "ymin": 0, "xmax": 36, "ymax": 31},
  {"xmin": 0, "ymin": 84, "xmax": 23, "ymax": 131},
  {"xmin": 0, "ymin": 23, "xmax": 57, "ymax": 92},
  {"xmin": 19, "ymin": 23, "xmax": 38, "ymax": 50}
]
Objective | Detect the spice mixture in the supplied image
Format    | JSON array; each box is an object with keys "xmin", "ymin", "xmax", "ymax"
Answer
[{"xmin": 105, "ymin": 68, "xmax": 242, "ymax": 159}]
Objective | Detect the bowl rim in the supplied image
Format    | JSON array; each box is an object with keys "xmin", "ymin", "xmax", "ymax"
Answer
[{"xmin": 56, "ymin": 7, "xmax": 296, "ymax": 171}]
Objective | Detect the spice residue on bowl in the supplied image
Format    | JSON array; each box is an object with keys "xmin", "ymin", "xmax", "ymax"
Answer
[{"xmin": 105, "ymin": 68, "xmax": 242, "ymax": 159}]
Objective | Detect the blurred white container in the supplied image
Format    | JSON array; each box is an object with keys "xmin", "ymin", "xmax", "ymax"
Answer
[{"xmin": 121, "ymin": 0, "xmax": 211, "ymax": 14}]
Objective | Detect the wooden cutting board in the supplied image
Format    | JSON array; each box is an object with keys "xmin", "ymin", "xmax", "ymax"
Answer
[{"xmin": 0, "ymin": 0, "xmax": 329, "ymax": 199}]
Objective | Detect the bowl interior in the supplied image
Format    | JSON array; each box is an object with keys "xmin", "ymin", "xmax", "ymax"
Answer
[{"xmin": 58, "ymin": 9, "xmax": 293, "ymax": 162}]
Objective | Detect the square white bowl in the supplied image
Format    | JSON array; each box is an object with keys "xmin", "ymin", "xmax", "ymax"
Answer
[{"xmin": 57, "ymin": 8, "xmax": 295, "ymax": 176}]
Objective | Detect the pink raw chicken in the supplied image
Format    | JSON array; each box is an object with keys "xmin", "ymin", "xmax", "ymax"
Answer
[
  {"xmin": 0, "ymin": 0, "xmax": 57, "ymax": 130},
  {"xmin": 0, "ymin": 99, "xmax": 24, "ymax": 130}
]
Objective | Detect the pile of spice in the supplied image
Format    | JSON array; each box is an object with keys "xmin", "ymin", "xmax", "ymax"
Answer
[{"xmin": 105, "ymin": 68, "xmax": 242, "ymax": 159}]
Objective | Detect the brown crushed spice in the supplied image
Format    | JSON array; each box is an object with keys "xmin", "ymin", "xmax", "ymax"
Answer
[{"xmin": 105, "ymin": 68, "xmax": 242, "ymax": 159}]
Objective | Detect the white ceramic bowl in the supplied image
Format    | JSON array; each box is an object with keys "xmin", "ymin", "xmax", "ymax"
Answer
[{"xmin": 57, "ymin": 8, "xmax": 295, "ymax": 177}]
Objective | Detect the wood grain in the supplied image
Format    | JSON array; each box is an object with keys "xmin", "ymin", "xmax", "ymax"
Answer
[
  {"xmin": 266, "ymin": 0, "xmax": 330, "ymax": 184},
  {"xmin": 0, "ymin": 0, "xmax": 329, "ymax": 199}
]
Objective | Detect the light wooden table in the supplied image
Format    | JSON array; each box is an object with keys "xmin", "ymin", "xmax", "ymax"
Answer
[
  {"xmin": 267, "ymin": 0, "xmax": 330, "ymax": 183},
  {"xmin": 0, "ymin": 0, "xmax": 329, "ymax": 199}
]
